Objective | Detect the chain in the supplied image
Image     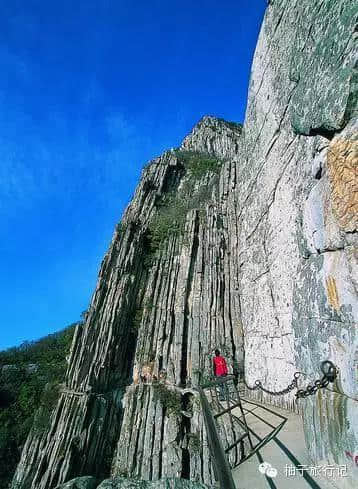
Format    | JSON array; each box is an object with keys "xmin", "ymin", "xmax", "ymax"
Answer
[
  {"xmin": 242, "ymin": 361, "xmax": 337, "ymax": 399},
  {"xmin": 295, "ymin": 361, "xmax": 337, "ymax": 399},
  {"xmin": 243, "ymin": 371, "xmax": 302, "ymax": 396}
]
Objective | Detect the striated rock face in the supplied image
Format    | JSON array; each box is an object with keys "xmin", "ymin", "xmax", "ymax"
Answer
[
  {"xmin": 12, "ymin": 1, "xmax": 357, "ymax": 489},
  {"xmin": 55, "ymin": 476, "xmax": 98, "ymax": 489},
  {"xmin": 54, "ymin": 476, "xmax": 209, "ymax": 489},
  {"xmin": 12, "ymin": 117, "xmax": 244, "ymax": 489},
  {"xmin": 96, "ymin": 478, "xmax": 210, "ymax": 489}
]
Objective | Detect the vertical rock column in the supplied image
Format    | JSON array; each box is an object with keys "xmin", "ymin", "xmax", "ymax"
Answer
[
  {"xmin": 112, "ymin": 120, "xmax": 245, "ymax": 486},
  {"xmin": 11, "ymin": 154, "xmax": 191, "ymax": 489},
  {"xmin": 12, "ymin": 119, "xmax": 247, "ymax": 489}
]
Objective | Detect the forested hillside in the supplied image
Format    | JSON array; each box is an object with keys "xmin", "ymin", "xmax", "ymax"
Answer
[{"xmin": 0, "ymin": 324, "xmax": 76, "ymax": 488}]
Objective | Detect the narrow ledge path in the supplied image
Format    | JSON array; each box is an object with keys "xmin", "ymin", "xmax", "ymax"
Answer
[{"xmin": 232, "ymin": 400, "xmax": 340, "ymax": 489}]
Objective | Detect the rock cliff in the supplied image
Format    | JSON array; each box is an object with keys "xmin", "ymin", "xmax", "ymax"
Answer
[
  {"xmin": 54, "ymin": 476, "xmax": 209, "ymax": 489},
  {"xmin": 11, "ymin": 1, "xmax": 357, "ymax": 489}
]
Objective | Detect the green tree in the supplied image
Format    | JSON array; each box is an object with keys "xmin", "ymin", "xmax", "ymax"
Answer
[{"xmin": 0, "ymin": 323, "xmax": 76, "ymax": 489}]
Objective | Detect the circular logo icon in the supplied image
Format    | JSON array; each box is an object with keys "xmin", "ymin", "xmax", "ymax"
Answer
[{"xmin": 258, "ymin": 462, "xmax": 278, "ymax": 478}]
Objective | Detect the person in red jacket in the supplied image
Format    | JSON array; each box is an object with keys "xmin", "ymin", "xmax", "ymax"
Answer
[
  {"xmin": 213, "ymin": 349, "xmax": 228, "ymax": 400},
  {"xmin": 213, "ymin": 349, "xmax": 228, "ymax": 376}
]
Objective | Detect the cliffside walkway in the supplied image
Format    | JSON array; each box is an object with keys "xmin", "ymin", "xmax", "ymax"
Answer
[
  {"xmin": 231, "ymin": 399, "xmax": 338, "ymax": 489},
  {"xmin": 198, "ymin": 375, "xmax": 339, "ymax": 489}
]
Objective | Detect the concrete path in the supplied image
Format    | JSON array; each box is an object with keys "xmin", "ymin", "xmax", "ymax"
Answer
[{"xmin": 231, "ymin": 399, "xmax": 339, "ymax": 489}]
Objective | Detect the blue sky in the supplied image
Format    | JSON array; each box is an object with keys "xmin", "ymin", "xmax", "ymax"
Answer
[{"xmin": 0, "ymin": 0, "xmax": 266, "ymax": 350}]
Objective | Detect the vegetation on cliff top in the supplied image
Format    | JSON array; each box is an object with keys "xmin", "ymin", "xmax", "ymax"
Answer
[
  {"xmin": 0, "ymin": 324, "xmax": 76, "ymax": 489},
  {"xmin": 175, "ymin": 150, "xmax": 221, "ymax": 178},
  {"xmin": 147, "ymin": 150, "xmax": 222, "ymax": 254}
]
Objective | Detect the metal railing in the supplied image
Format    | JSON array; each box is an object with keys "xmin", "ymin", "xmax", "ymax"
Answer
[
  {"xmin": 197, "ymin": 374, "xmax": 288, "ymax": 489},
  {"xmin": 196, "ymin": 361, "xmax": 338, "ymax": 488},
  {"xmin": 197, "ymin": 379, "xmax": 237, "ymax": 489},
  {"xmin": 197, "ymin": 374, "xmax": 254, "ymax": 489}
]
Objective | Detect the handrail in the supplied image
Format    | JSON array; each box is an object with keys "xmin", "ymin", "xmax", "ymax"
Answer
[
  {"xmin": 197, "ymin": 384, "xmax": 237, "ymax": 489},
  {"xmin": 200, "ymin": 373, "xmax": 237, "ymax": 389},
  {"xmin": 195, "ymin": 373, "xmax": 287, "ymax": 488}
]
